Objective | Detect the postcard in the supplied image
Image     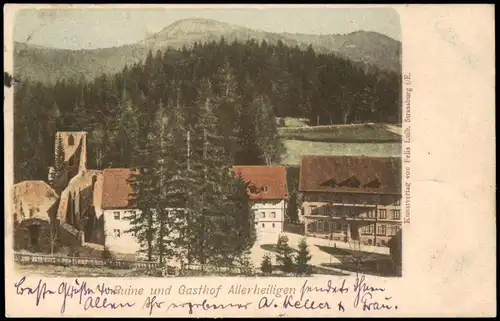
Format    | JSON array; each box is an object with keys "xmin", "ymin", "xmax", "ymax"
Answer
[{"xmin": 4, "ymin": 4, "xmax": 496, "ymax": 317}]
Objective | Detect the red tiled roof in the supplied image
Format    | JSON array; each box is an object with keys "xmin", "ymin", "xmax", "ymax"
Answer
[
  {"xmin": 299, "ymin": 155, "xmax": 401, "ymax": 194},
  {"xmin": 101, "ymin": 168, "xmax": 136, "ymax": 210},
  {"xmin": 233, "ymin": 166, "xmax": 288, "ymax": 200}
]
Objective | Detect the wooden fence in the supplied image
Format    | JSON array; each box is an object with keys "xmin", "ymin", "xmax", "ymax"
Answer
[
  {"xmin": 180, "ymin": 263, "xmax": 255, "ymax": 276},
  {"xmin": 14, "ymin": 253, "xmax": 163, "ymax": 270}
]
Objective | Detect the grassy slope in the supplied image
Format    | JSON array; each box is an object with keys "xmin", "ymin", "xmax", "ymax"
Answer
[{"xmin": 277, "ymin": 122, "xmax": 402, "ymax": 166}]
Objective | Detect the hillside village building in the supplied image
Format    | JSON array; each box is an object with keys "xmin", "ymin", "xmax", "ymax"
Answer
[
  {"xmin": 299, "ymin": 155, "xmax": 402, "ymax": 247},
  {"xmin": 99, "ymin": 168, "xmax": 141, "ymax": 257},
  {"xmin": 13, "ymin": 130, "xmax": 292, "ymax": 258},
  {"xmin": 233, "ymin": 166, "xmax": 288, "ymax": 242}
]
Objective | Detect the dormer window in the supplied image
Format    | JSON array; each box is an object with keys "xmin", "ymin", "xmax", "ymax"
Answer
[
  {"xmin": 68, "ymin": 135, "xmax": 75, "ymax": 146},
  {"xmin": 339, "ymin": 176, "xmax": 361, "ymax": 188},
  {"xmin": 320, "ymin": 179, "xmax": 337, "ymax": 188},
  {"xmin": 248, "ymin": 185, "xmax": 259, "ymax": 194},
  {"xmin": 363, "ymin": 179, "xmax": 381, "ymax": 189}
]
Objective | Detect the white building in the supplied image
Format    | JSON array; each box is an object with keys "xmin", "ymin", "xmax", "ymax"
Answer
[
  {"xmin": 233, "ymin": 166, "xmax": 288, "ymax": 242},
  {"xmin": 100, "ymin": 168, "xmax": 142, "ymax": 258}
]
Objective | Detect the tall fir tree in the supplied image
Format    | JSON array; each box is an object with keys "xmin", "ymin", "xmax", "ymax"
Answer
[
  {"xmin": 53, "ymin": 134, "xmax": 65, "ymax": 182},
  {"xmin": 276, "ymin": 234, "xmax": 295, "ymax": 274},
  {"xmin": 127, "ymin": 113, "xmax": 158, "ymax": 261},
  {"xmin": 295, "ymin": 237, "xmax": 312, "ymax": 275},
  {"xmin": 286, "ymin": 190, "xmax": 300, "ymax": 224}
]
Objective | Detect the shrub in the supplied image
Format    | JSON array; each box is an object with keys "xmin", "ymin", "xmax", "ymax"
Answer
[
  {"xmin": 101, "ymin": 246, "xmax": 114, "ymax": 260},
  {"xmin": 260, "ymin": 254, "xmax": 273, "ymax": 275}
]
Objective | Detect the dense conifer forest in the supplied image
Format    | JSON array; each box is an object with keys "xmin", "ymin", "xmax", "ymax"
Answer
[{"xmin": 14, "ymin": 38, "xmax": 401, "ymax": 183}]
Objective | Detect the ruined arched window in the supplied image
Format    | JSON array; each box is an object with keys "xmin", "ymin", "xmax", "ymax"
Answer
[{"xmin": 68, "ymin": 135, "xmax": 75, "ymax": 146}]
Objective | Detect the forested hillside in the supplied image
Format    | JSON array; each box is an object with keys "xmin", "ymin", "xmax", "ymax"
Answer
[
  {"xmin": 13, "ymin": 18, "xmax": 401, "ymax": 85},
  {"xmin": 13, "ymin": 38, "xmax": 401, "ymax": 183}
]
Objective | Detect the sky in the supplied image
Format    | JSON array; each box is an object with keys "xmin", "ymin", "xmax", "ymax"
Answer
[{"xmin": 13, "ymin": 6, "xmax": 401, "ymax": 50}]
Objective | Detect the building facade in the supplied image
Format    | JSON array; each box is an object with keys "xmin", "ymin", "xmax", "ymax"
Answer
[
  {"xmin": 299, "ymin": 155, "xmax": 402, "ymax": 247},
  {"xmin": 233, "ymin": 166, "xmax": 288, "ymax": 242},
  {"xmin": 100, "ymin": 168, "xmax": 141, "ymax": 257}
]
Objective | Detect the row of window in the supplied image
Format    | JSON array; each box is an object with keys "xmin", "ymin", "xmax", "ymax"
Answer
[
  {"xmin": 308, "ymin": 220, "xmax": 399, "ymax": 237},
  {"xmin": 378, "ymin": 209, "xmax": 401, "ymax": 220},
  {"xmin": 306, "ymin": 196, "xmax": 401, "ymax": 206},
  {"xmin": 310, "ymin": 221, "xmax": 348, "ymax": 233},
  {"xmin": 114, "ymin": 210, "xmax": 137, "ymax": 220},
  {"xmin": 361, "ymin": 224, "xmax": 400, "ymax": 236},
  {"xmin": 309, "ymin": 206, "xmax": 401, "ymax": 220},
  {"xmin": 258, "ymin": 211, "xmax": 277, "ymax": 219},
  {"xmin": 255, "ymin": 222, "xmax": 277, "ymax": 228}
]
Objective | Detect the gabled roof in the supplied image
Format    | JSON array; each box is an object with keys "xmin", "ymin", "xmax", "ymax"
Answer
[
  {"xmin": 101, "ymin": 168, "xmax": 136, "ymax": 210},
  {"xmin": 233, "ymin": 166, "xmax": 288, "ymax": 200},
  {"xmin": 299, "ymin": 155, "xmax": 401, "ymax": 194}
]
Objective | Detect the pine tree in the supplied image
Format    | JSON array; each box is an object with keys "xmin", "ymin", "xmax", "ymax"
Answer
[
  {"xmin": 212, "ymin": 59, "xmax": 241, "ymax": 161},
  {"xmin": 261, "ymin": 254, "xmax": 273, "ymax": 275},
  {"xmin": 187, "ymin": 80, "xmax": 228, "ymax": 267},
  {"xmin": 127, "ymin": 114, "xmax": 158, "ymax": 261},
  {"xmin": 276, "ymin": 234, "xmax": 295, "ymax": 274},
  {"xmin": 286, "ymin": 190, "xmax": 299, "ymax": 224},
  {"xmin": 107, "ymin": 90, "xmax": 140, "ymax": 167},
  {"xmin": 295, "ymin": 237, "xmax": 312, "ymax": 275},
  {"xmin": 53, "ymin": 134, "xmax": 65, "ymax": 182},
  {"xmin": 253, "ymin": 95, "xmax": 282, "ymax": 165},
  {"xmin": 220, "ymin": 174, "xmax": 256, "ymax": 265},
  {"xmin": 163, "ymin": 94, "xmax": 198, "ymax": 267}
]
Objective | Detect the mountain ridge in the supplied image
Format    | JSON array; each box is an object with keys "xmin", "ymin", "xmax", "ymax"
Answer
[{"xmin": 13, "ymin": 18, "xmax": 401, "ymax": 84}]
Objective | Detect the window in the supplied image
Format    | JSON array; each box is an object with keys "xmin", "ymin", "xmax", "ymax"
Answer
[
  {"xmin": 394, "ymin": 199, "xmax": 401, "ymax": 206},
  {"xmin": 392, "ymin": 210, "xmax": 401, "ymax": 220},
  {"xmin": 377, "ymin": 225, "xmax": 387, "ymax": 235},
  {"xmin": 379, "ymin": 209, "xmax": 387, "ymax": 219},
  {"xmin": 114, "ymin": 212, "xmax": 120, "ymax": 220},
  {"xmin": 310, "ymin": 205, "xmax": 317, "ymax": 214},
  {"xmin": 113, "ymin": 229, "xmax": 121, "ymax": 237},
  {"xmin": 68, "ymin": 135, "xmax": 75, "ymax": 146},
  {"xmin": 262, "ymin": 223, "xmax": 265, "ymax": 228},
  {"xmin": 125, "ymin": 210, "xmax": 137, "ymax": 220},
  {"xmin": 270, "ymin": 212, "xmax": 276, "ymax": 219},
  {"xmin": 365, "ymin": 224, "xmax": 375, "ymax": 234},
  {"xmin": 260, "ymin": 212, "xmax": 265, "ymax": 219},
  {"xmin": 391, "ymin": 226, "xmax": 399, "ymax": 236},
  {"xmin": 381, "ymin": 240, "xmax": 386, "ymax": 246},
  {"xmin": 368, "ymin": 209, "xmax": 376, "ymax": 218}
]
